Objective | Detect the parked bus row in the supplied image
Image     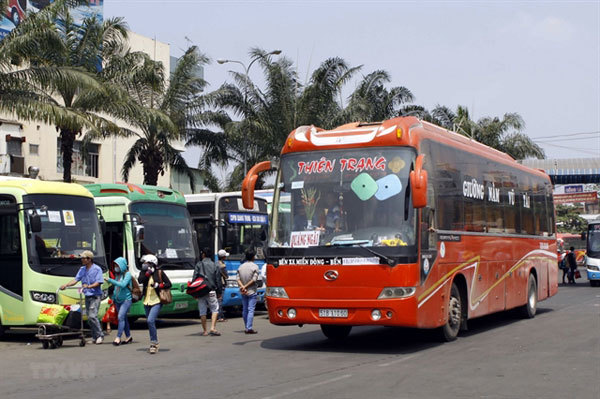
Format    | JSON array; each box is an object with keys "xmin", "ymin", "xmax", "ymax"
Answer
[{"xmin": 0, "ymin": 178, "xmax": 268, "ymax": 337}]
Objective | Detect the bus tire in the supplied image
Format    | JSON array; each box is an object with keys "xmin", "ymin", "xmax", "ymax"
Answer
[
  {"xmin": 127, "ymin": 317, "xmax": 139, "ymax": 325},
  {"xmin": 320, "ymin": 325, "xmax": 352, "ymax": 340},
  {"xmin": 0, "ymin": 320, "xmax": 5, "ymax": 340},
  {"xmin": 520, "ymin": 273, "xmax": 537, "ymax": 319},
  {"xmin": 439, "ymin": 282, "xmax": 462, "ymax": 342},
  {"xmin": 590, "ymin": 280, "xmax": 598, "ymax": 287}
]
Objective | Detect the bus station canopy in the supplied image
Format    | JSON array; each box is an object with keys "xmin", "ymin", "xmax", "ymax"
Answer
[{"xmin": 520, "ymin": 158, "xmax": 600, "ymax": 184}]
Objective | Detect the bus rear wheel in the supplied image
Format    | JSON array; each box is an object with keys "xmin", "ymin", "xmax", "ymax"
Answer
[
  {"xmin": 519, "ymin": 273, "xmax": 537, "ymax": 319},
  {"xmin": 439, "ymin": 282, "xmax": 462, "ymax": 342},
  {"xmin": 321, "ymin": 325, "xmax": 352, "ymax": 340}
]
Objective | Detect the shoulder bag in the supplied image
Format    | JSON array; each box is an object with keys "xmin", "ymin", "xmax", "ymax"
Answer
[{"xmin": 158, "ymin": 270, "xmax": 173, "ymax": 304}]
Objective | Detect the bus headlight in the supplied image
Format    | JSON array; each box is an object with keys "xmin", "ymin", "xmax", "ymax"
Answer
[
  {"xmin": 377, "ymin": 287, "xmax": 416, "ymax": 299},
  {"xmin": 267, "ymin": 287, "xmax": 289, "ymax": 298},
  {"xmin": 226, "ymin": 279, "xmax": 239, "ymax": 288},
  {"xmin": 588, "ymin": 265, "xmax": 600, "ymax": 271},
  {"xmin": 30, "ymin": 291, "xmax": 57, "ymax": 304}
]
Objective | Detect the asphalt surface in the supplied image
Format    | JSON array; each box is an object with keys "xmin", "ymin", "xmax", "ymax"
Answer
[{"xmin": 1, "ymin": 277, "xmax": 599, "ymax": 399}]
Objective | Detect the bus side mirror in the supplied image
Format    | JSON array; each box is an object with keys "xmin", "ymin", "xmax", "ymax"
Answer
[
  {"xmin": 29, "ymin": 211, "xmax": 42, "ymax": 233},
  {"xmin": 134, "ymin": 225, "xmax": 145, "ymax": 243},
  {"xmin": 242, "ymin": 161, "xmax": 274, "ymax": 210},
  {"xmin": 581, "ymin": 232, "xmax": 587, "ymax": 241},
  {"xmin": 410, "ymin": 154, "xmax": 428, "ymax": 209}
]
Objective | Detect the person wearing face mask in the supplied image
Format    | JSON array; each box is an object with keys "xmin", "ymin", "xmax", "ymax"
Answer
[
  {"xmin": 105, "ymin": 257, "xmax": 133, "ymax": 346},
  {"xmin": 137, "ymin": 254, "xmax": 171, "ymax": 354}
]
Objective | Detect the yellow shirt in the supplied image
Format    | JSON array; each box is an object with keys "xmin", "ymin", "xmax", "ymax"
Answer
[{"xmin": 143, "ymin": 276, "xmax": 161, "ymax": 306}]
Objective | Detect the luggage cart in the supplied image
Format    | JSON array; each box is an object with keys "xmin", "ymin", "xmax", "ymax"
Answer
[{"xmin": 36, "ymin": 287, "xmax": 88, "ymax": 349}]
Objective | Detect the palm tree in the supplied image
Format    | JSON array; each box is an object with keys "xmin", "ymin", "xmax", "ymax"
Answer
[
  {"xmin": 201, "ymin": 48, "xmax": 298, "ymax": 190},
  {"xmin": 345, "ymin": 70, "xmax": 414, "ymax": 122},
  {"xmin": 430, "ymin": 105, "xmax": 544, "ymax": 159},
  {"xmin": 0, "ymin": 0, "xmax": 118, "ymax": 163},
  {"xmin": 296, "ymin": 57, "xmax": 361, "ymax": 129},
  {"xmin": 120, "ymin": 46, "xmax": 209, "ymax": 190}
]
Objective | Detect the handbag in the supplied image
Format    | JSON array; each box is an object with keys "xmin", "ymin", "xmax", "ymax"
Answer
[
  {"xmin": 186, "ymin": 276, "xmax": 210, "ymax": 298},
  {"xmin": 130, "ymin": 277, "xmax": 143, "ymax": 303},
  {"xmin": 575, "ymin": 270, "xmax": 581, "ymax": 279},
  {"xmin": 157, "ymin": 270, "xmax": 172, "ymax": 304}
]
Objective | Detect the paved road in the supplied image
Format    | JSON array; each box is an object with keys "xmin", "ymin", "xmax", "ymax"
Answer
[{"xmin": 1, "ymin": 280, "xmax": 599, "ymax": 399}]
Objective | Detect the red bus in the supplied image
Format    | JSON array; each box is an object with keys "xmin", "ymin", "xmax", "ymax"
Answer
[{"xmin": 242, "ymin": 117, "xmax": 557, "ymax": 341}]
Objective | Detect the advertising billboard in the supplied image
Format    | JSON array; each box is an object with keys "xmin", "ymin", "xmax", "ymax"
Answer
[{"xmin": 0, "ymin": 0, "xmax": 103, "ymax": 39}]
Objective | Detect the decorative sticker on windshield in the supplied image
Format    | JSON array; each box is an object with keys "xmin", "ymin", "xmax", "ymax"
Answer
[
  {"xmin": 388, "ymin": 157, "xmax": 406, "ymax": 173},
  {"xmin": 63, "ymin": 210, "xmax": 76, "ymax": 226},
  {"xmin": 375, "ymin": 174, "xmax": 402, "ymax": 200},
  {"xmin": 290, "ymin": 231, "xmax": 321, "ymax": 247},
  {"xmin": 351, "ymin": 173, "xmax": 404, "ymax": 201},
  {"xmin": 297, "ymin": 156, "xmax": 387, "ymax": 175},
  {"xmin": 47, "ymin": 211, "xmax": 61, "ymax": 223},
  {"xmin": 351, "ymin": 173, "xmax": 378, "ymax": 201}
]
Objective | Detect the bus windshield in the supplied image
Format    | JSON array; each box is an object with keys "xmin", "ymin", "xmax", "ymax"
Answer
[
  {"xmin": 270, "ymin": 147, "xmax": 416, "ymax": 248},
  {"xmin": 220, "ymin": 211, "xmax": 268, "ymax": 259},
  {"xmin": 26, "ymin": 194, "xmax": 106, "ymax": 276},
  {"xmin": 587, "ymin": 224, "xmax": 600, "ymax": 258},
  {"xmin": 131, "ymin": 202, "xmax": 196, "ymax": 268}
]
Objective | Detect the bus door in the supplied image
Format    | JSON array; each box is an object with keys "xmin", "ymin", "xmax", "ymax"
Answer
[
  {"xmin": 0, "ymin": 195, "xmax": 24, "ymax": 319},
  {"xmin": 192, "ymin": 216, "xmax": 215, "ymax": 254},
  {"xmin": 103, "ymin": 222, "xmax": 124, "ymax": 266}
]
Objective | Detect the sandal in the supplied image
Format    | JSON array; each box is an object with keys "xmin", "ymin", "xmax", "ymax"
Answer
[
  {"xmin": 209, "ymin": 330, "xmax": 221, "ymax": 336},
  {"xmin": 201, "ymin": 331, "xmax": 209, "ymax": 336},
  {"xmin": 112, "ymin": 339, "xmax": 121, "ymax": 346},
  {"xmin": 122, "ymin": 337, "xmax": 133, "ymax": 345}
]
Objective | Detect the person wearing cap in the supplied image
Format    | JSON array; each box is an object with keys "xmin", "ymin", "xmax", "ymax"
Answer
[
  {"xmin": 60, "ymin": 250, "xmax": 105, "ymax": 344},
  {"xmin": 137, "ymin": 254, "xmax": 171, "ymax": 354},
  {"xmin": 216, "ymin": 249, "xmax": 229, "ymax": 322}
]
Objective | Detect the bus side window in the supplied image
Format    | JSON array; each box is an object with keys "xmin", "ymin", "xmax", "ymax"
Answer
[{"xmin": 0, "ymin": 196, "xmax": 23, "ymax": 298}]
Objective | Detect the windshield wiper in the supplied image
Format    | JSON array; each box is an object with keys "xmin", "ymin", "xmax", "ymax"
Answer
[{"xmin": 330, "ymin": 241, "xmax": 397, "ymax": 267}]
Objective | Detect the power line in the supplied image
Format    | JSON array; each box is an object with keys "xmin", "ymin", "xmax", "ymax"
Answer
[{"xmin": 530, "ymin": 130, "xmax": 600, "ymax": 140}]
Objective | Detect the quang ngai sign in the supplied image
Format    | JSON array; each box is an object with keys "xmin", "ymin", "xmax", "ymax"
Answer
[{"xmin": 554, "ymin": 192, "xmax": 598, "ymax": 205}]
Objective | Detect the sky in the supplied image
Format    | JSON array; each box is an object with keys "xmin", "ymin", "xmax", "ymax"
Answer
[{"xmin": 104, "ymin": 0, "xmax": 600, "ymax": 167}]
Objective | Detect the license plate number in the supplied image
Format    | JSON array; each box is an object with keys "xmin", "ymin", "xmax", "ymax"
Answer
[
  {"xmin": 319, "ymin": 308, "xmax": 348, "ymax": 318},
  {"xmin": 174, "ymin": 302, "xmax": 188, "ymax": 310}
]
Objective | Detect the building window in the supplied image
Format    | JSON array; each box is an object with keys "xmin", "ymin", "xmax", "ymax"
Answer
[
  {"xmin": 56, "ymin": 139, "xmax": 99, "ymax": 178},
  {"xmin": 29, "ymin": 144, "xmax": 39, "ymax": 155}
]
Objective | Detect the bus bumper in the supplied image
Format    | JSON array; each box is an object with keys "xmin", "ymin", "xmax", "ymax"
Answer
[
  {"xmin": 587, "ymin": 270, "xmax": 600, "ymax": 281},
  {"xmin": 222, "ymin": 287, "xmax": 265, "ymax": 308},
  {"xmin": 266, "ymin": 297, "xmax": 418, "ymax": 327}
]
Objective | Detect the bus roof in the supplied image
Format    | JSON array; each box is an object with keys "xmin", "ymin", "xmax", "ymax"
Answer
[
  {"xmin": 185, "ymin": 191, "xmax": 270, "ymax": 203},
  {"xmin": 0, "ymin": 179, "xmax": 93, "ymax": 197},
  {"xmin": 85, "ymin": 183, "xmax": 186, "ymax": 205},
  {"xmin": 282, "ymin": 116, "xmax": 549, "ymax": 181}
]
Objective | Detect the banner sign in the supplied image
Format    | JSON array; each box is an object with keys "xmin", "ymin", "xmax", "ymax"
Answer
[
  {"xmin": 554, "ymin": 192, "xmax": 598, "ymax": 205},
  {"xmin": 228, "ymin": 213, "xmax": 268, "ymax": 225},
  {"xmin": 564, "ymin": 185, "xmax": 584, "ymax": 194}
]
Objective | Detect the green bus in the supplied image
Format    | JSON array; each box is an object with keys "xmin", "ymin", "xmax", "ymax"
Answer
[
  {"xmin": 0, "ymin": 178, "xmax": 108, "ymax": 337},
  {"xmin": 85, "ymin": 183, "xmax": 198, "ymax": 318}
]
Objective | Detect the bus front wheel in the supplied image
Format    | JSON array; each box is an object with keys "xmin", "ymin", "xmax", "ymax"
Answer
[
  {"xmin": 439, "ymin": 282, "xmax": 462, "ymax": 342},
  {"xmin": 519, "ymin": 273, "xmax": 537, "ymax": 319},
  {"xmin": 321, "ymin": 325, "xmax": 352, "ymax": 340}
]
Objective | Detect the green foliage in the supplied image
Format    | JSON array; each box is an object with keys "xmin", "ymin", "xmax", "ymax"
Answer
[{"xmin": 555, "ymin": 204, "xmax": 588, "ymax": 233}]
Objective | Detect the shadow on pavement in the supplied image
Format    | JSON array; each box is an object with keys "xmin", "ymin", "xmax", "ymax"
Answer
[{"xmin": 259, "ymin": 306, "xmax": 554, "ymax": 355}]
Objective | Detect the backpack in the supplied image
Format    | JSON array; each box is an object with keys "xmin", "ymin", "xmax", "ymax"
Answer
[
  {"xmin": 130, "ymin": 277, "xmax": 143, "ymax": 303},
  {"xmin": 186, "ymin": 276, "xmax": 211, "ymax": 298}
]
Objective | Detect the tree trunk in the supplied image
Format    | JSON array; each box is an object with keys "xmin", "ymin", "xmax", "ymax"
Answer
[
  {"xmin": 60, "ymin": 129, "xmax": 77, "ymax": 183},
  {"xmin": 142, "ymin": 153, "xmax": 162, "ymax": 186}
]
